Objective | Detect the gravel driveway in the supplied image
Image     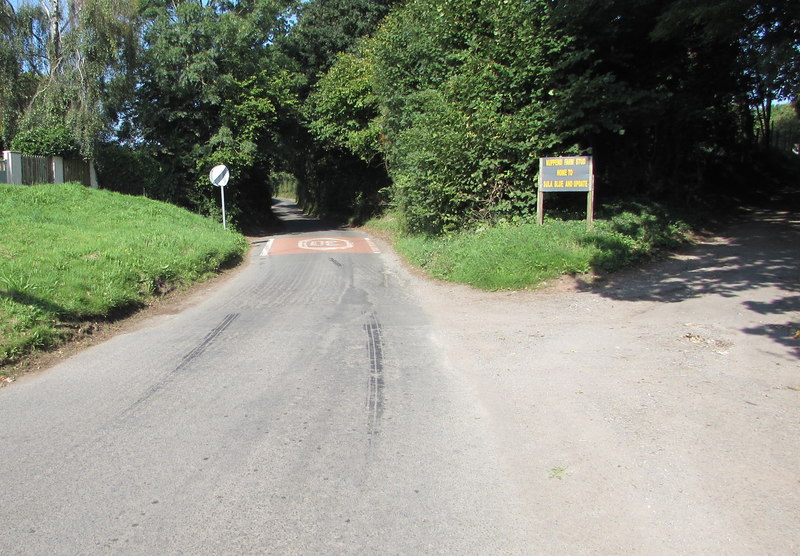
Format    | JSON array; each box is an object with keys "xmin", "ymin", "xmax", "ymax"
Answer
[{"xmin": 389, "ymin": 204, "xmax": 800, "ymax": 553}]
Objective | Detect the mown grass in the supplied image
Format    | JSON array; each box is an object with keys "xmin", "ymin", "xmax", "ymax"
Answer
[
  {"xmin": 0, "ymin": 183, "xmax": 248, "ymax": 370},
  {"xmin": 366, "ymin": 203, "xmax": 693, "ymax": 290}
]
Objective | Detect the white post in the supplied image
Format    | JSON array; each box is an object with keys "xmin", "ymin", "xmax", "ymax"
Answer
[
  {"xmin": 4, "ymin": 151, "xmax": 23, "ymax": 185},
  {"xmin": 208, "ymin": 164, "xmax": 230, "ymax": 229},
  {"xmin": 220, "ymin": 186, "xmax": 227, "ymax": 230},
  {"xmin": 89, "ymin": 160, "xmax": 99, "ymax": 189},
  {"xmin": 52, "ymin": 156, "xmax": 64, "ymax": 184}
]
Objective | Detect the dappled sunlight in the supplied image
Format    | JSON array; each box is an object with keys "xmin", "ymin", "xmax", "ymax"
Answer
[
  {"xmin": 591, "ymin": 209, "xmax": 800, "ymax": 357},
  {"xmin": 266, "ymin": 198, "xmax": 347, "ymax": 236}
]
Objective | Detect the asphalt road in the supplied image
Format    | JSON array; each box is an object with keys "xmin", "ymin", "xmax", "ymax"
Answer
[{"xmin": 0, "ymin": 200, "xmax": 532, "ymax": 554}]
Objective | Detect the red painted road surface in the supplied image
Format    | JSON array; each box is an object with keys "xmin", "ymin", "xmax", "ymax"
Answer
[{"xmin": 263, "ymin": 236, "xmax": 381, "ymax": 256}]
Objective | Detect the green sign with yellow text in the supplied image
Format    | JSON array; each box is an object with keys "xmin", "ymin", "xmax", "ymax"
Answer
[
  {"xmin": 538, "ymin": 156, "xmax": 593, "ymax": 192},
  {"xmin": 537, "ymin": 155, "xmax": 595, "ymax": 227}
]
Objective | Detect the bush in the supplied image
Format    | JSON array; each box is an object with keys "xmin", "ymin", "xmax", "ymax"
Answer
[
  {"xmin": 10, "ymin": 124, "xmax": 78, "ymax": 156},
  {"xmin": 369, "ymin": 0, "xmax": 569, "ymax": 234},
  {"xmin": 95, "ymin": 143, "xmax": 167, "ymax": 198}
]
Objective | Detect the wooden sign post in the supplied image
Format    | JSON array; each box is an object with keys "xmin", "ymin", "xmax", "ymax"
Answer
[{"xmin": 537, "ymin": 156, "xmax": 595, "ymax": 229}]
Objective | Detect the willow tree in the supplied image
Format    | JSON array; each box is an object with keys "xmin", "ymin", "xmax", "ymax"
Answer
[
  {"xmin": 0, "ymin": 1, "xmax": 38, "ymax": 148},
  {"xmin": 9, "ymin": 0, "xmax": 140, "ymax": 158}
]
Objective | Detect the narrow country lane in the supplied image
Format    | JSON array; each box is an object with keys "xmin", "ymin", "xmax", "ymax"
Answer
[{"xmin": 0, "ymin": 200, "xmax": 532, "ymax": 554}]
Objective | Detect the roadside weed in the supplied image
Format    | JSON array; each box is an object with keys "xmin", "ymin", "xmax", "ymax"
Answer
[{"xmin": 549, "ymin": 466, "xmax": 568, "ymax": 480}]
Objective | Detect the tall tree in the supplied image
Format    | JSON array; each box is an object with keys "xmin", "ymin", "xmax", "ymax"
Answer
[
  {"xmin": 0, "ymin": 1, "xmax": 49, "ymax": 149},
  {"xmin": 277, "ymin": 0, "xmax": 397, "ymax": 220},
  {"xmin": 1, "ymin": 1, "xmax": 22, "ymax": 148},
  {"xmin": 6, "ymin": 0, "xmax": 140, "ymax": 157},
  {"xmin": 132, "ymin": 0, "xmax": 295, "ymax": 226},
  {"xmin": 379, "ymin": 0, "xmax": 576, "ymax": 232},
  {"xmin": 545, "ymin": 0, "xmax": 798, "ymax": 197},
  {"xmin": 740, "ymin": 0, "xmax": 800, "ymax": 147},
  {"xmin": 281, "ymin": 0, "xmax": 397, "ymax": 95}
]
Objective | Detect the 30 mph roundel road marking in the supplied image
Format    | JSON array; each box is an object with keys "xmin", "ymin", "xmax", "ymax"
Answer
[
  {"xmin": 298, "ymin": 238, "xmax": 354, "ymax": 251},
  {"xmin": 262, "ymin": 236, "xmax": 381, "ymax": 256}
]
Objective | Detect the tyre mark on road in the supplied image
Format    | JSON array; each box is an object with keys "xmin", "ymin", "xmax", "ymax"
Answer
[
  {"xmin": 365, "ymin": 312, "xmax": 385, "ymax": 441},
  {"xmin": 122, "ymin": 313, "xmax": 240, "ymax": 416},
  {"xmin": 175, "ymin": 313, "xmax": 239, "ymax": 372},
  {"xmin": 248, "ymin": 258, "xmax": 342, "ymax": 309}
]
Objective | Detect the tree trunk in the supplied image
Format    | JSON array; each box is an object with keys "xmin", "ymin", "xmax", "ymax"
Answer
[{"xmin": 42, "ymin": 0, "xmax": 61, "ymax": 74}]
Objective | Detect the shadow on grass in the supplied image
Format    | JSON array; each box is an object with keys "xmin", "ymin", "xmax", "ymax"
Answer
[
  {"xmin": 1, "ymin": 287, "xmax": 147, "ymax": 325},
  {"xmin": 1, "ymin": 289, "xmax": 66, "ymax": 317},
  {"xmin": 582, "ymin": 234, "xmax": 640, "ymax": 273},
  {"xmin": 585, "ymin": 207, "xmax": 800, "ymax": 358}
]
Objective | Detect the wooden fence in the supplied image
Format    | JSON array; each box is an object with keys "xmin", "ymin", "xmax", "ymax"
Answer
[
  {"xmin": 64, "ymin": 156, "xmax": 91, "ymax": 185},
  {"xmin": 21, "ymin": 154, "xmax": 54, "ymax": 185},
  {"xmin": 1, "ymin": 151, "xmax": 93, "ymax": 187}
]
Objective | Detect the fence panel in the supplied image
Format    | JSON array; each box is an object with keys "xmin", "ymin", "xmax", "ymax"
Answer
[
  {"xmin": 21, "ymin": 154, "xmax": 53, "ymax": 185},
  {"xmin": 63, "ymin": 157, "xmax": 91, "ymax": 186}
]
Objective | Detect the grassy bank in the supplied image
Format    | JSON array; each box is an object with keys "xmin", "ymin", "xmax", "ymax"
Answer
[
  {"xmin": 366, "ymin": 203, "xmax": 694, "ymax": 290},
  {"xmin": 0, "ymin": 183, "xmax": 248, "ymax": 371}
]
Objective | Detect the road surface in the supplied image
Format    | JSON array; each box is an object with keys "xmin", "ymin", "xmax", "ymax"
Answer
[
  {"xmin": 0, "ymin": 200, "xmax": 532, "ymax": 553},
  {"xmin": 2, "ymin": 199, "xmax": 799, "ymax": 554}
]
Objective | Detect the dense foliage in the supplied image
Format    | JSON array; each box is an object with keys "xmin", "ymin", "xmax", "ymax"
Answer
[
  {"xmin": 370, "ymin": 0, "xmax": 573, "ymax": 232},
  {"xmin": 1, "ymin": 0, "xmax": 798, "ymax": 232},
  {"xmin": 306, "ymin": 0, "xmax": 800, "ymax": 232},
  {"xmin": 128, "ymin": 0, "xmax": 295, "ymax": 227},
  {"xmin": 276, "ymin": 0, "xmax": 396, "ymax": 221}
]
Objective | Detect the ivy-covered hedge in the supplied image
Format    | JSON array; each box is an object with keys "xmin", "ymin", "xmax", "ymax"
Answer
[{"xmin": 10, "ymin": 124, "xmax": 78, "ymax": 156}]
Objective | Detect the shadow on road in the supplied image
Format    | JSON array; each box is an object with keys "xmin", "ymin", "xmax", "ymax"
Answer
[
  {"xmin": 268, "ymin": 198, "xmax": 346, "ymax": 235},
  {"xmin": 588, "ymin": 207, "xmax": 800, "ymax": 357}
]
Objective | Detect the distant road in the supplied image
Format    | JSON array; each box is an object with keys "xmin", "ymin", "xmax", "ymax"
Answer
[{"xmin": 0, "ymin": 199, "xmax": 531, "ymax": 553}]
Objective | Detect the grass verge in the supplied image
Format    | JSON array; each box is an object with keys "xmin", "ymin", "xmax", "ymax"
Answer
[
  {"xmin": 0, "ymin": 183, "xmax": 248, "ymax": 374},
  {"xmin": 365, "ymin": 202, "xmax": 694, "ymax": 291}
]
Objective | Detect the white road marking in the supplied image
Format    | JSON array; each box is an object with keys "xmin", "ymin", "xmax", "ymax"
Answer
[
  {"xmin": 297, "ymin": 238, "xmax": 355, "ymax": 251},
  {"xmin": 259, "ymin": 239, "xmax": 274, "ymax": 257},
  {"xmin": 365, "ymin": 238, "xmax": 381, "ymax": 254}
]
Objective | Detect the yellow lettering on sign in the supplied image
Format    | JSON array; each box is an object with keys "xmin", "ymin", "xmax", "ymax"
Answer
[
  {"xmin": 546, "ymin": 159, "xmax": 563, "ymax": 166},
  {"xmin": 575, "ymin": 157, "xmax": 587, "ymax": 165},
  {"xmin": 556, "ymin": 169, "xmax": 574, "ymax": 176}
]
